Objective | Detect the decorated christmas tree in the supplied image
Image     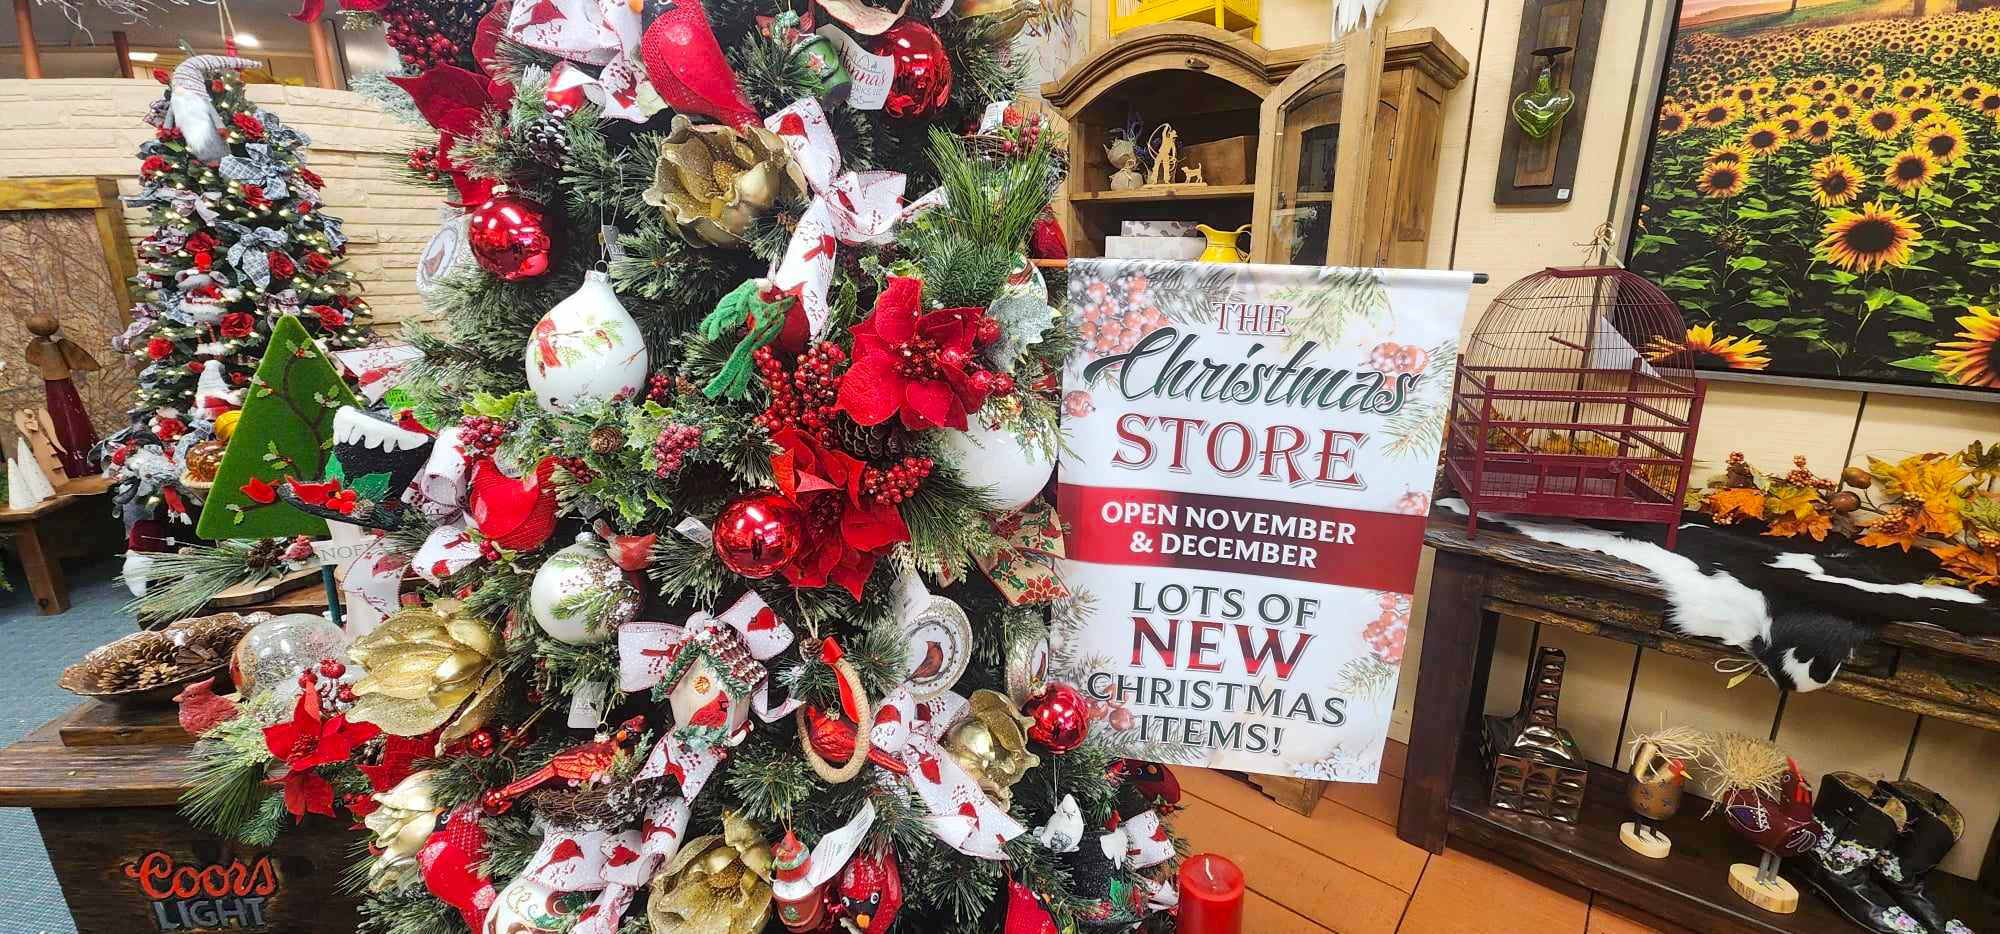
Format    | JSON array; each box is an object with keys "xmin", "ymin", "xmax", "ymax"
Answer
[
  {"xmin": 103, "ymin": 53, "xmax": 374, "ymax": 541},
  {"xmin": 185, "ymin": 2, "xmax": 1182, "ymax": 933}
]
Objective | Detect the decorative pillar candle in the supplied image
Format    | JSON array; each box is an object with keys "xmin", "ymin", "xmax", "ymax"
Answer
[{"xmin": 1176, "ymin": 853, "xmax": 1244, "ymax": 934}]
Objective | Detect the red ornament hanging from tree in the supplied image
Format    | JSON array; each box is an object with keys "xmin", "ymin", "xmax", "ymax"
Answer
[
  {"xmin": 467, "ymin": 190, "xmax": 556, "ymax": 281},
  {"xmin": 713, "ymin": 490, "xmax": 807, "ymax": 578},
  {"xmin": 639, "ymin": 0, "xmax": 760, "ymax": 127},
  {"xmin": 867, "ymin": 20, "xmax": 952, "ymax": 119},
  {"xmin": 1024, "ymin": 682, "xmax": 1090, "ymax": 753}
]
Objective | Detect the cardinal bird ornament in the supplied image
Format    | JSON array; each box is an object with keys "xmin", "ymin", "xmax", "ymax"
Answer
[
  {"xmin": 481, "ymin": 716, "xmax": 646, "ymax": 815},
  {"xmin": 638, "ymin": 0, "xmax": 759, "ymax": 127},
  {"xmin": 835, "ymin": 843, "xmax": 902, "ymax": 933},
  {"xmin": 468, "ymin": 455, "xmax": 560, "ymax": 551}
]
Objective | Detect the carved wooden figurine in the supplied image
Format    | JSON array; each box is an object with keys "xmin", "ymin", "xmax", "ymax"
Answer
[
  {"xmin": 1145, "ymin": 124, "xmax": 1180, "ymax": 187},
  {"xmin": 24, "ymin": 313, "xmax": 101, "ymax": 478}
]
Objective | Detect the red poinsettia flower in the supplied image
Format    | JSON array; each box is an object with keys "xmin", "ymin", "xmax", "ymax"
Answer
[
  {"xmin": 267, "ymin": 250, "xmax": 297, "ymax": 280},
  {"xmin": 835, "ymin": 276, "xmax": 994, "ymax": 431},
  {"xmin": 233, "ymin": 112, "xmax": 266, "ymax": 140},
  {"xmin": 770, "ymin": 428, "xmax": 910, "ymax": 598},
  {"xmin": 219, "ymin": 312, "xmax": 255, "ymax": 338},
  {"xmin": 298, "ymin": 166, "xmax": 325, "ymax": 189},
  {"xmin": 140, "ymin": 155, "xmax": 170, "ymax": 177},
  {"xmin": 313, "ymin": 304, "xmax": 346, "ymax": 330},
  {"xmin": 188, "ymin": 231, "xmax": 219, "ymax": 253},
  {"xmin": 305, "ymin": 251, "xmax": 331, "ymax": 274},
  {"xmin": 244, "ymin": 187, "xmax": 270, "ymax": 210},
  {"xmin": 262, "ymin": 691, "xmax": 380, "ymax": 819},
  {"xmin": 241, "ymin": 476, "xmax": 277, "ymax": 504},
  {"xmin": 146, "ymin": 337, "xmax": 174, "ymax": 360},
  {"xmin": 154, "ymin": 416, "xmax": 186, "ymax": 442}
]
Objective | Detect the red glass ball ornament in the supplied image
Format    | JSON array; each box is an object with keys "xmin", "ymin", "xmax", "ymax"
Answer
[
  {"xmin": 467, "ymin": 192, "xmax": 556, "ymax": 281},
  {"xmin": 713, "ymin": 491, "xmax": 807, "ymax": 578},
  {"xmin": 868, "ymin": 21, "xmax": 952, "ymax": 119},
  {"xmin": 1024, "ymin": 682, "xmax": 1090, "ymax": 754},
  {"xmin": 467, "ymin": 728, "xmax": 496, "ymax": 757}
]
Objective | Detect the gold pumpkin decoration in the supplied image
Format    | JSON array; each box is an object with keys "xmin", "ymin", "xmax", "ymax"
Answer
[
  {"xmin": 641, "ymin": 115, "xmax": 807, "ymax": 248},
  {"xmin": 945, "ymin": 688, "xmax": 1041, "ymax": 808},
  {"xmin": 647, "ymin": 811, "xmax": 775, "ymax": 934},
  {"xmin": 344, "ymin": 602, "xmax": 504, "ymax": 742}
]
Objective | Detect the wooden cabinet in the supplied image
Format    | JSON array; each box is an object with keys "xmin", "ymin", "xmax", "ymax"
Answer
[{"xmin": 1041, "ymin": 23, "xmax": 1466, "ymax": 268}]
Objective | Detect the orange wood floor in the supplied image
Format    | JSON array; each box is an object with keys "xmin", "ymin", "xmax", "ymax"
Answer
[{"xmin": 1175, "ymin": 741, "xmax": 1686, "ymax": 933}]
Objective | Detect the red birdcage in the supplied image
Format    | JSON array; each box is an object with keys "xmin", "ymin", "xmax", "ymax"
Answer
[{"xmin": 1445, "ymin": 267, "xmax": 1705, "ymax": 547}]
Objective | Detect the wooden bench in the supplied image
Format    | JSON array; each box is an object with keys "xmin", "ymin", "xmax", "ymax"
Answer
[{"xmin": 0, "ymin": 474, "xmax": 117, "ymax": 614}]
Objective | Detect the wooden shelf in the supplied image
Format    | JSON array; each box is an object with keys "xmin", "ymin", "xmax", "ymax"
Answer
[
  {"xmin": 1069, "ymin": 184, "xmax": 1256, "ymax": 203},
  {"xmin": 1445, "ymin": 735, "xmax": 2000, "ymax": 934}
]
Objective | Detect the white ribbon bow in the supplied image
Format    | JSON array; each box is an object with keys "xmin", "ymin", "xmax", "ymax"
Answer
[
  {"xmin": 763, "ymin": 98, "xmax": 945, "ymax": 335},
  {"xmin": 868, "ymin": 685, "xmax": 1025, "ymax": 860},
  {"xmin": 400, "ymin": 426, "xmax": 488, "ymax": 587}
]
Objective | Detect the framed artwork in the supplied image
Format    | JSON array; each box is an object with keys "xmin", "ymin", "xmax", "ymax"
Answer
[{"xmin": 1626, "ymin": 1, "xmax": 2000, "ymax": 397}]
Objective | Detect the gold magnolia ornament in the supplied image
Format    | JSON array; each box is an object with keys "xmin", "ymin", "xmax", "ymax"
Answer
[
  {"xmin": 345, "ymin": 602, "xmax": 504, "ymax": 743},
  {"xmin": 648, "ymin": 811, "xmax": 776, "ymax": 934},
  {"xmin": 945, "ymin": 689, "xmax": 1041, "ymax": 808},
  {"xmin": 642, "ymin": 116, "xmax": 807, "ymax": 247},
  {"xmin": 362, "ymin": 771, "xmax": 439, "ymax": 890}
]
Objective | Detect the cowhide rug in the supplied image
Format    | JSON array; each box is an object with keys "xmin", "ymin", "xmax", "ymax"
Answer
[{"xmin": 1438, "ymin": 499, "xmax": 1997, "ymax": 693}]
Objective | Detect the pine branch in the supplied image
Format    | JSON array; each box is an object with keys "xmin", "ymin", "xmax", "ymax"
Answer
[{"xmin": 128, "ymin": 539, "xmax": 292, "ymax": 624}]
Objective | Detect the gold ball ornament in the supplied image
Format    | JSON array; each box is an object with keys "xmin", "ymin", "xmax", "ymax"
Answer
[{"xmin": 214, "ymin": 409, "xmax": 241, "ymax": 440}]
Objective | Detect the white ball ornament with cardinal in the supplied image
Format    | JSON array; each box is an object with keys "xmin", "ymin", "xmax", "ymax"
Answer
[{"xmin": 524, "ymin": 270, "xmax": 649, "ymax": 412}]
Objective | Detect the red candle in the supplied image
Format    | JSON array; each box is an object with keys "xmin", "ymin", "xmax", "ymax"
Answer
[{"xmin": 1177, "ymin": 852, "xmax": 1244, "ymax": 934}]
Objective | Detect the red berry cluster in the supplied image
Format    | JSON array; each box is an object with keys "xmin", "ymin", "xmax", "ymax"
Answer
[
  {"xmin": 458, "ymin": 414, "xmax": 509, "ymax": 461},
  {"xmin": 296, "ymin": 658, "xmax": 356, "ymax": 709},
  {"xmin": 754, "ymin": 341, "xmax": 848, "ymax": 442},
  {"xmin": 559, "ymin": 456, "xmax": 595, "ymax": 484},
  {"xmin": 861, "ymin": 456, "xmax": 934, "ymax": 505},
  {"xmin": 382, "ymin": 7, "xmax": 463, "ymax": 72},
  {"xmin": 645, "ymin": 371, "xmax": 677, "ymax": 404},
  {"xmin": 407, "ymin": 145, "xmax": 443, "ymax": 182},
  {"xmin": 968, "ymin": 369, "xmax": 1016, "ymax": 397},
  {"xmin": 653, "ymin": 423, "xmax": 700, "ymax": 477},
  {"xmin": 998, "ymin": 108, "xmax": 1046, "ymax": 155}
]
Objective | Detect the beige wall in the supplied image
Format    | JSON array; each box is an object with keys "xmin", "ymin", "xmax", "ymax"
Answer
[
  {"xmin": 1070, "ymin": 0, "xmax": 1999, "ymax": 879},
  {"xmin": 0, "ymin": 78, "xmax": 436, "ymax": 327}
]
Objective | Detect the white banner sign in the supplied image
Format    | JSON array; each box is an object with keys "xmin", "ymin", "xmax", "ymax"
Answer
[{"xmin": 1057, "ymin": 259, "xmax": 1473, "ymax": 781}]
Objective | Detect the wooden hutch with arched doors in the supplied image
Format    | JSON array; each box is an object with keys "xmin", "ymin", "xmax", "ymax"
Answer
[{"xmin": 1041, "ymin": 22, "xmax": 1467, "ymax": 270}]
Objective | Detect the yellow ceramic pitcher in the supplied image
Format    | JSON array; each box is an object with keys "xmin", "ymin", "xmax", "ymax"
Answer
[{"xmin": 1196, "ymin": 223, "xmax": 1251, "ymax": 263}]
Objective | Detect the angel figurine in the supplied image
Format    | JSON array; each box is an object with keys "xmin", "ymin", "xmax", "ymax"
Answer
[{"xmin": 24, "ymin": 313, "xmax": 101, "ymax": 477}]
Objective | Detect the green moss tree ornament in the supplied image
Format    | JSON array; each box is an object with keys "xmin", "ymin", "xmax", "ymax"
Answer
[{"xmin": 195, "ymin": 314, "xmax": 360, "ymax": 539}]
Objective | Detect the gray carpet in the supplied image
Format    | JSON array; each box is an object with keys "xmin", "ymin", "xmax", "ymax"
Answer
[{"xmin": 0, "ymin": 556, "xmax": 138, "ymax": 934}]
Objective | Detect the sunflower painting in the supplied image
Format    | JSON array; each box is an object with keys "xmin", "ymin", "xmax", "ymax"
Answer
[{"xmin": 1629, "ymin": 1, "xmax": 2000, "ymax": 393}]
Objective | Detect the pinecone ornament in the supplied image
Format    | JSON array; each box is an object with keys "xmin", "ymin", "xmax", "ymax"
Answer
[
  {"xmin": 521, "ymin": 115, "xmax": 571, "ymax": 168},
  {"xmin": 245, "ymin": 537, "xmax": 288, "ymax": 572},
  {"xmin": 589, "ymin": 424, "xmax": 626, "ymax": 455},
  {"xmin": 99, "ymin": 634, "xmax": 179, "ymax": 691},
  {"xmin": 834, "ymin": 415, "xmax": 911, "ymax": 462}
]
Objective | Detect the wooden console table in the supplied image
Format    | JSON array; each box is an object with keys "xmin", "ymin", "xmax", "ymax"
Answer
[
  {"xmin": 0, "ymin": 702, "xmax": 359, "ymax": 933},
  {"xmin": 1396, "ymin": 512, "xmax": 2000, "ymax": 933}
]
